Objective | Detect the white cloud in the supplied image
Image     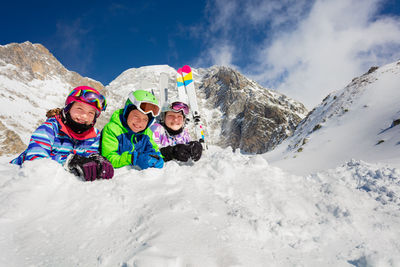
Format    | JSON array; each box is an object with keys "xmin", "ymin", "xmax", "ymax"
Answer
[
  {"xmin": 198, "ymin": 0, "xmax": 400, "ymax": 109},
  {"xmin": 244, "ymin": 0, "xmax": 311, "ymax": 27},
  {"xmin": 256, "ymin": 0, "xmax": 400, "ymax": 108},
  {"xmin": 195, "ymin": 42, "xmax": 238, "ymax": 69}
]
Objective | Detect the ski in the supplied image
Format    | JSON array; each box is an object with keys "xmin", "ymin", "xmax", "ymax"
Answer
[
  {"xmin": 177, "ymin": 65, "xmax": 207, "ymax": 149},
  {"xmin": 159, "ymin": 72, "xmax": 169, "ymax": 108},
  {"xmin": 176, "ymin": 69, "xmax": 188, "ymax": 103}
]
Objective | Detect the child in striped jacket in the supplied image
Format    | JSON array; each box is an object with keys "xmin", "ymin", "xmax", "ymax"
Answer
[{"xmin": 10, "ymin": 86, "xmax": 114, "ymax": 181}]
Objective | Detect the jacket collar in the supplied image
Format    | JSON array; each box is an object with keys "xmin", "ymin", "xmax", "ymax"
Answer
[{"xmin": 55, "ymin": 115, "xmax": 97, "ymax": 140}]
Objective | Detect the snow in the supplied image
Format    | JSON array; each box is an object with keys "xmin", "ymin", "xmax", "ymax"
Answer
[
  {"xmin": 264, "ymin": 61, "xmax": 400, "ymax": 175},
  {"xmin": 0, "ymin": 74, "xmax": 69, "ymax": 143},
  {"xmin": 1, "ymin": 146, "xmax": 400, "ymax": 266},
  {"xmin": 1, "ymin": 57, "xmax": 400, "ymax": 266}
]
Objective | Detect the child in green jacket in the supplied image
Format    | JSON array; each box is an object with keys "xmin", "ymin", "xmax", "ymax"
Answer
[{"xmin": 101, "ymin": 90, "xmax": 164, "ymax": 169}]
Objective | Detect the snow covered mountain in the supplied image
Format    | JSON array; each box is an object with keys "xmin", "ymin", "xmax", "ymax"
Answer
[
  {"xmin": 197, "ymin": 66, "xmax": 307, "ymax": 153},
  {"xmin": 100, "ymin": 65, "xmax": 308, "ymax": 154},
  {"xmin": 265, "ymin": 60, "xmax": 400, "ymax": 175},
  {"xmin": 1, "ymin": 43, "xmax": 400, "ymax": 266},
  {"xmin": 0, "ymin": 42, "xmax": 306, "ymax": 156},
  {"xmin": 0, "ymin": 41, "xmax": 103, "ymax": 155}
]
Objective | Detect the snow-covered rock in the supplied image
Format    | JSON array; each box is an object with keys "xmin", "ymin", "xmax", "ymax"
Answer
[{"xmin": 0, "ymin": 42, "xmax": 103, "ymax": 155}]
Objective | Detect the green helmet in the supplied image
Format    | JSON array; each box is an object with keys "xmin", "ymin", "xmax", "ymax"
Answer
[{"xmin": 125, "ymin": 90, "xmax": 160, "ymax": 117}]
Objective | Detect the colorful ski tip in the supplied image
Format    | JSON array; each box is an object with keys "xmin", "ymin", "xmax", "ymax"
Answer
[{"xmin": 181, "ymin": 65, "xmax": 191, "ymax": 74}]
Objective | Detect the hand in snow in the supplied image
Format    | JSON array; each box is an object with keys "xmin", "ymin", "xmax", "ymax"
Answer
[
  {"xmin": 134, "ymin": 151, "xmax": 164, "ymax": 169},
  {"xmin": 172, "ymin": 144, "xmax": 191, "ymax": 162},
  {"xmin": 160, "ymin": 145, "xmax": 190, "ymax": 162},
  {"xmin": 88, "ymin": 154, "xmax": 114, "ymax": 179},
  {"xmin": 65, "ymin": 154, "xmax": 99, "ymax": 181},
  {"xmin": 187, "ymin": 141, "xmax": 203, "ymax": 161}
]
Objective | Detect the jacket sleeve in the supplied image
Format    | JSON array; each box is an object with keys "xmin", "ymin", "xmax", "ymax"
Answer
[
  {"xmin": 145, "ymin": 128, "xmax": 161, "ymax": 153},
  {"xmin": 183, "ymin": 128, "xmax": 192, "ymax": 143},
  {"xmin": 24, "ymin": 121, "xmax": 57, "ymax": 162},
  {"xmin": 101, "ymin": 123, "xmax": 133, "ymax": 168}
]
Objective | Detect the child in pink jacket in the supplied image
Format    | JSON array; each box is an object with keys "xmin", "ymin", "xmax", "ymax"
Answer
[{"xmin": 150, "ymin": 101, "xmax": 202, "ymax": 162}]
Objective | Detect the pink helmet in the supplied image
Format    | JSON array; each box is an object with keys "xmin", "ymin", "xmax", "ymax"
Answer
[{"xmin": 65, "ymin": 86, "xmax": 107, "ymax": 117}]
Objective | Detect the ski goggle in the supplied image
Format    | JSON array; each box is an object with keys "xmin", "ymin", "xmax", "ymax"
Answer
[
  {"xmin": 137, "ymin": 102, "xmax": 160, "ymax": 117},
  {"xmin": 68, "ymin": 88, "xmax": 107, "ymax": 111},
  {"xmin": 170, "ymin": 102, "xmax": 189, "ymax": 115}
]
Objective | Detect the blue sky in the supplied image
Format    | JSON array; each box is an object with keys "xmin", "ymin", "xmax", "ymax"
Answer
[{"xmin": 1, "ymin": 0, "xmax": 400, "ymax": 108}]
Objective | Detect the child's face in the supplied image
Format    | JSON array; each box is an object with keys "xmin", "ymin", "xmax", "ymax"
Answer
[
  {"xmin": 165, "ymin": 111, "xmax": 184, "ymax": 131},
  {"xmin": 127, "ymin": 109, "xmax": 148, "ymax": 132},
  {"xmin": 69, "ymin": 102, "xmax": 96, "ymax": 125}
]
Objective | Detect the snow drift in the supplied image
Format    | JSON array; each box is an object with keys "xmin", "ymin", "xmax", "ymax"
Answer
[{"xmin": 1, "ymin": 146, "xmax": 400, "ymax": 266}]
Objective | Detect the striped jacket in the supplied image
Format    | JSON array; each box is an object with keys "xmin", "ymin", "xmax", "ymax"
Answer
[{"xmin": 10, "ymin": 116, "xmax": 101, "ymax": 165}]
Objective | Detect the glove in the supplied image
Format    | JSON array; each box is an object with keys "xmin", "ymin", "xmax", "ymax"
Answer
[
  {"xmin": 133, "ymin": 151, "xmax": 164, "ymax": 169},
  {"xmin": 160, "ymin": 146, "xmax": 174, "ymax": 162},
  {"xmin": 188, "ymin": 141, "xmax": 203, "ymax": 161},
  {"xmin": 160, "ymin": 144, "xmax": 191, "ymax": 162},
  {"xmin": 173, "ymin": 144, "xmax": 191, "ymax": 162},
  {"xmin": 148, "ymin": 154, "xmax": 164, "ymax": 168},
  {"xmin": 65, "ymin": 154, "xmax": 99, "ymax": 181},
  {"xmin": 88, "ymin": 154, "xmax": 114, "ymax": 179}
]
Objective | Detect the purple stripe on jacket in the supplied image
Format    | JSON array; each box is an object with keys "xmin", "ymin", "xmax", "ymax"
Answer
[{"xmin": 150, "ymin": 123, "xmax": 191, "ymax": 148}]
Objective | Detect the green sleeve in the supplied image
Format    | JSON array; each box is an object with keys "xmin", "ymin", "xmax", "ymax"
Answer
[
  {"xmin": 145, "ymin": 128, "xmax": 160, "ymax": 153},
  {"xmin": 101, "ymin": 123, "xmax": 132, "ymax": 168}
]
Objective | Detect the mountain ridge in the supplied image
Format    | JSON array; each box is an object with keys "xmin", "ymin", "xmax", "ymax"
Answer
[{"xmin": 264, "ymin": 60, "xmax": 400, "ymax": 174}]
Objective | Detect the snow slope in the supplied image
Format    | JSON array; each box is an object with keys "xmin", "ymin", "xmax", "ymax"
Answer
[
  {"xmin": 0, "ymin": 73, "xmax": 70, "ymax": 142},
  {"xmin": 1, "ymin": 146, "xmax": 400, "ymax": 266},
  {"xmin": 265, "ymin": 61, "xmax": 400, "ymax": 175}
]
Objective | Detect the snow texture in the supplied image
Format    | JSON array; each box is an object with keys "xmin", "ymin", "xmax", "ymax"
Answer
[
  {"xmin": 1, "ymin": 57, "xmax": 400, "ymax": 266},
  {"xmin": 1, "ymin": 147, "xmax": 400, "ymax": 266}
]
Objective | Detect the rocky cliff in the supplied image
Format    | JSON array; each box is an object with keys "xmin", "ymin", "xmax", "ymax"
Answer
[
  {"xmin": 0, "ymin": 42, "xmax": 103, "ymax": 156},
  {"xmin": 197, "ymin": 66, "xmax": 307, "ymax": 153}
]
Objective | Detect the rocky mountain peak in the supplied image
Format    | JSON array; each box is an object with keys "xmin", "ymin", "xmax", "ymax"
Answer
[
  {"xmin": 0, "ymin": 41, "xmax": 103, "ymax": 90},
  {"xmin": 198, "ymin": 66, "xmax": 308, "ymax": 153},
  {"xmin": 0, "ymin": 42, "xmax": 308, "ymax": 156}
]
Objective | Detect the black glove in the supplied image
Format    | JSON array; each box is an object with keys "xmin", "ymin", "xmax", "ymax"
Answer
[
  {"xmin": 173, "ymin": 144, "xmax": 191, "ymax": 162},
  {"xmin": 160, "ymin": 144, "xmax": 191, "ymax": 162},
  {"xmin": 88, "ymin": 154, "xmax": 114, "ymax": 179},
  {"xmin": 66, "ymin": 154, "xmax": 99, "ymax": 181},
  {"xmin": 160, "ymin": 146, "xmax": 174, "ymax": 162},
  {"xmin": 188, "ymin": 141, "xmax": 203, "ymax": 161}
]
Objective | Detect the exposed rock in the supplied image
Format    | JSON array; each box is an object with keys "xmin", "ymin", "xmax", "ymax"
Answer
[
  {"xmin": 0, "ymin": 42, "xmax": 103, "ymax": 91},
  {"xmin": 0, "ymin": 121, "xmax": 25, "ymax": 156},
  {"xmin": 198, "ymin": 66, "xmax": 308, "ymax": 153}
]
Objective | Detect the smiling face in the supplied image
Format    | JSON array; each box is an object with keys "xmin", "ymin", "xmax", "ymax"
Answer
[
  {"xmin": 164, "ymin": 111, "xmax": 184, "ymax": 131},
  {"xmin": 127, "ymin": 109, "xmax": 149, "ymax": 132},
  {"xmin": 69, "ymin": 101, "xmax": 97, "ymax": 125}
]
